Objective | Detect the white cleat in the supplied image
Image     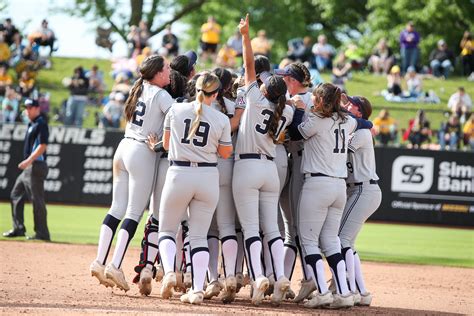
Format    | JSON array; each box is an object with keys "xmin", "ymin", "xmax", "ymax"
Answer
[
  {"xmin": 294, "ymin": 279, "xmax": 317, "ymax": 303},
  {"xmin": 204, "ymin": 280, "xmax": 222, "ymax": 299},
  {"xmin": 138, "ymin": 267, "xmax": 153, "ymax": 296},
  {"xmin": 352, "ymin": 291, "xmax": 361, "ymax": 305},
  {"xmin": 221, "ymin": 276, "xmax": 237, "ymax": 304},
  {"xmin": 155, "ymin": 264, "xmax": 164, "ymax": 282},
  {"xmin": 271, "ymin": 277, "xmax": 291, "ymax": 306},
  {"xmin": 90, "ymin": 260, "xmax": 115, "ymax": 288},
  {"xmin": 359, "ymin": 292, "xmax": 373, "ymax": 306},
  {"xmin": 160, "ymin": 272, "xmax": 177, "ymax": 299},
  {"xmin": 251, "ymin": 276, "xmax": 269, "ymax": 306},
  {"xmin": 304, "ymin": 291, "xmax": 333, "ymax": 308},
  {"xmin": 329, "ymin": 292, "xmax": 354, "ymax": 309},
  {"xmin": 180, "ymin": 290, "xmax": 204, "ymax": 305},
  {"xmin": 104, "ymin": 263, "xmax": 130, "ymax": 292},
  {"xmin": 183, "ymin": 271, "xmax": 192, "ymax": 289}
]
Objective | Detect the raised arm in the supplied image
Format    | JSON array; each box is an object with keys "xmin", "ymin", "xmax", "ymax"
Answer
[{"xmin": 239, "ymin": 14, "xmax": 256, "ymax": 86}]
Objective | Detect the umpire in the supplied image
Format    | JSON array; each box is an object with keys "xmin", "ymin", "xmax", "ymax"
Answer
[{"xmin": 3, "ymin": 99, "xmax": 51, "ymax": 241}]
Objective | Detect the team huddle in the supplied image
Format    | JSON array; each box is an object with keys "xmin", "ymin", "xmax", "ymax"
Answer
[{"xmin": 89, "ymin": 15, "xmax": 382, "ymax": 309}]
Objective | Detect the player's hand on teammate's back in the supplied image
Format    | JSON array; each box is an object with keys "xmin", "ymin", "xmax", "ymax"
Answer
[
  {"xmin": 146, "ymin": 133, "xmax": 160, "ymax": 152},
  {"xmin": 238, "ymin": 14, "xmax": 249, "ymax": 35},
  {"xmin": 292, "ymin": 95, "xmax": 306, "ymax": 110}
]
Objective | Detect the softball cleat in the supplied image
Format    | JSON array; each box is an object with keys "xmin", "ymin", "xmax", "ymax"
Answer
[
  {"xmin": 138, "ymin": 267, "xmax": 153, "ymax": 296},
  {"xmin": 180, "ymin": 290, "xmax": 204, "ymax": 305},
  {"xmin": 90, "ymin": 260, "xmax": 115, "ymax": 288},
  {"xmin": 359, "ymin": 292, "xmax": 373, "ymax": 306},
  {"xmin": 271, "ymin": 277, "xmax": 290, "ymax": 306},
  {"xmin": 221, "ymin": 276, "xmax": 237, "ymax": 304},
  {"xmin": 204, "ymin": 280, "xmax": 222, "ymax": 299},
  {"xmin": 104, "ymin": 263, "xmax": 130, "ymax": 292},
  {"xmin": 294, "ymin": 279, "xmax": 317, "ymax": 303},
  {"xmin": 304, "ymin": 291, "xmax": 333, "ymax": 308},
  {"xmin": 251, "ymin": 276, "xmax": 269, "ymax": 306},
  {"xmin": 160, "ymin": 272, "xmax": 177, "ymax": 299}
]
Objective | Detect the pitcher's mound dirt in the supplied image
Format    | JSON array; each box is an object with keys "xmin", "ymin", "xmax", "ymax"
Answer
[{"xmin": 0, "ymin": 241, "xmax": 472, "ymax": 315}]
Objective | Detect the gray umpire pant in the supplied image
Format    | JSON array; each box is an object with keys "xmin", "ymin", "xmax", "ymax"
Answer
[{"xmin": 10, "ymin": 161, "xmax": 50, "ymax": 239}]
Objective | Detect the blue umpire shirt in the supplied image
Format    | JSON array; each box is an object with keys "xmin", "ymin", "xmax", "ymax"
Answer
[{"xmin": 24, "ymin": 115, "xmax": 49, "ymax": 161}]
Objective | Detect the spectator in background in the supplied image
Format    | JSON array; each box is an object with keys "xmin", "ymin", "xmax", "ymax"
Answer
[
  {"xmin": 216, "ymin": 43, "xmax": 237, "ymax": 68},
  {"xmin": 161, "ymin": 24, "xmax": 179, "ymax": 57},
  {"xmin": 86, "ymin": 65, "xmax": 106, "ymax": 104},
  {"xmin": 9, "ymin": 33, "xmax": 25, "ymax": 68},
  {"xmin": 3, "ymin": 98, "xmax": 50, "ymax": 241},
  {"xmin": 100, "ymin": 92, "xmax": 124, "ymax": 128},
  {"xmin": 399, "ymin": 21, "xmax": 420, "ymax": 73},
  {"xmin": 287, "ymin": 36, "xmax": 313, "ymax": 65},
  {"xmin": 405, "ymin": 66, "xmax": 423, "ymax": 97},
  {"xmin": 111, "ymin": 73, "xmax": 131, "ymax": 100},
  {"xmin": 344, "ymin": 43, "xmax": 365, "ymax": 70},
  {"xmin": 251, "ymin": 29, "xmax": 272, "ymax": 58},
  {"xmin": 227, "ymin": 31, "xmax": 243, "ymax": 57},
  {"xmin": 332, "ymin": 52, "xmax": 352, "ymax": 91},
  {"xmin": 439, "ymin": 114, "xmax": 461, "ymax": 151},
  {"xmin": 463, "ymin": 113, "xmax": 474, "ymax": 150},
  {"xmin": 0, "ymin": 64, "xmax": 12, "ymax": 96},
  {"xmin": 127, "ymin": 21, "xmax": 150, "ymax": 57},
  {"xmin": 404, "ymin": 109, "xmax": 432, "ymax": 149},
  {"xmin": 372, "ymin": 109, "xmax": 398, "ymax": 146},
  {"xmin": 460, "ymin": 31, "xmax": 474, "ymax": 77},
  {"xmin": 447, "ymin": 87, "xmax": 472, "ymax": 123},
  {"xmin": 312, "ymin": 34, "xmax": 335, "ymax": 72},
  {"xmin": 18, "ymin": 70, "xmax": 35, "ymax": 98},
  {"xmin": 368, "ymin": 38, "xmax": 395, "ymax": 74},
  {"xmin": 64, "ymin": 66, "xmax": 89, "ymax": 126},
  {"xmin": 200, "ymin": 16, "xmax": 221, "ymax": 64},
  {"xmin": 0, "ymin": 18, "xmax": 19, "ymax": 46},
  {"xmin": 28, "ymin": 19, "xmax": 56, "ymax": 55},
  {"xmin": 387, "ymin": 65, "xmax": 402, "ymax": 96},
  {"xmin": 135, "ymin": 46, "xmax": 152, "ymax": 66},
  {"xmin": 2, "ymin": 86, "xmax": 19, "ymax": 122},
  {"xmin": 0, "ymin": 33, "xmax": 11, "ymax": 66},
  {"xmin": 429, "ymin": 39, "xmax": 455, "ymax": 78}
]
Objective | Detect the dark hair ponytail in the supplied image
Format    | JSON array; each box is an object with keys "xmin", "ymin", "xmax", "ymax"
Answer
[
  {"xmin": 124, "ymin": 55, "xmax": 165, "ymax": 122},
  {"xmin": 268, "ymin": 94, "xmax": 286, "ymax": 143},
  {"xmin": 264, "ymin": 75, "xmax": 287, "ymax": 143},
  {"xmin": 212, "ymin": 67, "xmax": 232, "ymax": 115}
]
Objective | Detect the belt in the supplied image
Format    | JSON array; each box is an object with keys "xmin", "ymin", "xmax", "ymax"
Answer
[
  {"xmin": 160, "ymin": 152, "xmax": 168, "ymax": 159},
  {"xmin": 305, "ymin": 172, "xmax": 345, "ymax": 180},
  {"xmin": 238, "ymin": 153, "xmax": 274, "ymax": 161},
  {"xmin": 347, "ymin": 180, "xmax": 378, "ymax": 187},
  {"xmin": 124, "ymin": 136, "xmax": 146, "ymax": 143},
  {"xmin": 297, "ymin": 149, "xmax": 303, "ymax": 157},
  {"xmin": 170, "ymin": 160, "xmax": 217, "ymax": 167}
]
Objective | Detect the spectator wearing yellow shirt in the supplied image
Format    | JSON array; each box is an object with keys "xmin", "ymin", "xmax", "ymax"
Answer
[
  {"xmin": 216, "ymin": 44, "xmax": 237, "ymax": 68},
  {"xmin": 460, "ymin": 31, "xmax": 474, "ymax": 77},
  {"xmin": 373, "ymin": 109, "xmax": 398, "ymax": 146},
  {"xmin": 0, "ymin": 34, "xmax": 11, "ymax": 65},
  {"xmin": 0, "ymin": 64, "xmax": 12, "ymax": 96},
  {"xmin": 251, "ymin": 30, "xmax": 272, "ymax": 58},
  {"xmin": 200, "ymin": 16, "xmax": 221, "ymax": 64},
  {"xmin": 463, "ymin": 113, "xmax": 474, "ymax": 150},
  {"xmin": 18, "ymin": 70, "xmax": 35, "ymax": 98}
]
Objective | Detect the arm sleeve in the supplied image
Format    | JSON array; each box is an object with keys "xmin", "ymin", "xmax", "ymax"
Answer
[
  {"xmin": 218, "ymin": 119, "xmax": 232, "ymax": 146},
  {"xmin": 355, "ymin": 118, "xmax": 373, "ymax": 131},
  {"xmin": 288, "ymin": 108, "xmax": 305, "ymax": 140},
  {"xmin": 39, "ymin": 122, "xmax": 49, "ymax": 145}
]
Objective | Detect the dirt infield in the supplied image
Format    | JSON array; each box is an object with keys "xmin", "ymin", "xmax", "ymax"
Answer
[{"xmin": 0, "ymin": 241, "xmax": 472, "ymax": 315}]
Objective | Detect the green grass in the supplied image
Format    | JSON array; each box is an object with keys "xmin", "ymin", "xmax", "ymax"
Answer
[
  {"xmin": 30, "ymin": 57, "xmax": 472, "ymax": 133},
  {"xmin": 1, "ymin": 202, "xmax": 473, "ymax": 268}
]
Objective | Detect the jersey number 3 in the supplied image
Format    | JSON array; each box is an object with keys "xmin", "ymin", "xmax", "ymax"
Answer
[
  {"xmin": 181, "ymin": 118, "xmax": 210, "ymax": 147},
  {"xmin": 256, "ymin": 109, "xmax": 286, "ymax": 136},
  {"xmin": 132, "ymin": 101, "xmax": 146, "ymax": 126}
]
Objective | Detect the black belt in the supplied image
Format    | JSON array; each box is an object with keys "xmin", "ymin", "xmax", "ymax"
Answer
[
  {"xmin": 348, "ymin": 180, "xmax": 378, "ymax": 187},
  {"xmin": 160, "ymin": 153, "xmax": 168, "ymax": 159},
  {"xmin": 238, "ymin": 153, "xmax": 274, "ymax": 161},
  {"xmin": 170, "ymin": 160, "xmax": 217, "ymax": 167},
  {"xmin": 297, "ymin": 149, "xmax": 303, "ymax": 157},
  {"xmin": 310, "ymin": 172, "xmax": 330, "ymax": 177}
]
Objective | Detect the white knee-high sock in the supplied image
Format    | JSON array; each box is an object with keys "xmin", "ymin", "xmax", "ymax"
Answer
[
  {"xmin": 111, "ymin": 219, "xmax": 138, "ymax": 269},
  {"xmin": 191, "ymin": 248, "xmax": 209, "ymax": 292},
  {"xmin": 283, "ymin": 244, "xmax": 297, "ymax": 279},
  {"xmin": 207, "ymin": 236, "xmax": 220, "ymax": 282},
  {"xmin": 235, "ymin": 229, "xmax": 245, "ymax": 274},
  {"xmin": 305, "ymin": 254, "xmax": 328, "ymax": 293},
  {"xmin": 268, "ymin": 237, "xmax": 286, "ymax": 280},
  {"xmin": 262, "ymin": 234, "xmax": 273, "ymax": 278},
  {"xmin": 354, "ymin": 251, "xmax": 368, "ymax": 294},
  {"xmin": 342, "ymin": 247, "xmax": 356, "ymax": 292},
  {"xmin": 96, "ymin": 214, "xmax": 120, "ymax": 265},
  {"xmin": 327, "ymin": 253, "xmax": 350, "ymax": 295},
  {"xmin": 245, "ymin": 237, "xmax": 263, "ymax": 280},
  {"xmin": 158, "ymin": 236, "xmax": 176, "ymax": 275},
  {"xmin": 221, "ymin": 236, "xmax": 238, "ymax": 277}
]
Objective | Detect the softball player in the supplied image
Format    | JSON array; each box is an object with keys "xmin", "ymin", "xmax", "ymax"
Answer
[
  {"xmin": 289, "ymin": 83, "xmax": 372, "ymax": 309},
  {"xmin": 158, "ymin": 72, "xmax": 233, "ymax": 305},
  {"xmin": 339, "ymin": 96, "xmax": 381, "ymax": 306},
  {"xmin": 233, "ymin": 14, "xmax": 293, "ymax": 306},
  {"xmin": 90, "ymin": 55, "xmax": 172, "ymax": 292},
  {"xmin": 274, "ymin": 62, "xmax": 315, "ymax": 302}
]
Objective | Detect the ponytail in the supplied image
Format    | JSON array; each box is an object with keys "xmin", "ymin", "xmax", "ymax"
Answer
[
  {"xmin": 268, "ymin": 94, "xmax": 286, "ymax": 143},
  {"xmin": 188, "ymin": 91, "xmax": 204, "ymax": 139},
  {"xmin": 124, "ymin": 77, "xmax": 144, "ymax": 122}
]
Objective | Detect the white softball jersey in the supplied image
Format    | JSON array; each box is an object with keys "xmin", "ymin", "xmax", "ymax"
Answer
[
  {"xmin": 346, "ymin": 129, "xmax": 379, "ymax": 183},
  {"xmin": 124, "ymin": 82, "xmax": 174, "ymax": 142},
  {"xmin": 164, "ymin": 101, "xmax": 232, "ymax": 163},
  {"xmin": 286, "ymin": 91, "xmax": 313, "ymax": 154},
  {"xmin": 299, "ymin": 113, "xmax": 357, "ymax": 178},
  {"xmin": 235, "ymin": 81, "xmax": 294, "ymax": 158}
]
